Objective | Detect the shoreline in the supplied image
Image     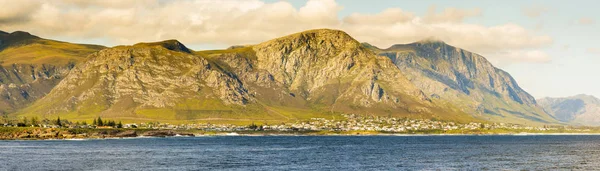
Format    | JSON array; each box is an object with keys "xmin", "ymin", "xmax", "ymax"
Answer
[
  {"xmin": 10, "ymin": 133, "xmax": 600, "ymax": 141},
  {"xmin": 3, "ymin": 127, "xmax": 600, "ymax": 140}
]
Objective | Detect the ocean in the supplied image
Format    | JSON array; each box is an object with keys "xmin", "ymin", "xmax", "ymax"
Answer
[{"xmin": 1, "ymin": 135, "xmax": 599, "ymax": 170}]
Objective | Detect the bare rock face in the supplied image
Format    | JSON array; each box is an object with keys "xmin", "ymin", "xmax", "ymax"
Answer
[
  {"xmin": 211, "ymin": 29, "xmax": 439, "ymax": 116},
  {"xmin": 0, "ymin": 64, "xmax": 71, "ymax": 113},
  {"xmin": 28, "ymin": 40, "xmax": 250, "ymax": 117},
  {"xmin": 24, "ymin": 29, "xmax": 461, "ymax": 121},
  {"xmin": 374, "ymin": 40, "xmax": 555, "ymax": 124}
]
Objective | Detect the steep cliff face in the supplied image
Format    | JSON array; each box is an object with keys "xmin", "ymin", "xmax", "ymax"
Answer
[
  {"xmin": 0, "ymin": 31, "xmax": 104, "ymax": 114},
  {"xmin": 538, "ymin": 95, "xmax": 600, "ymax": 126},
  {"xmin": 22, "ymin": 29, "xmax": 472, "ymax": 123},
  {"xmin": 22, "ymin": 40, "xmax": 250, "ymax": 120},
  {"xmin": 375, "ymin": 40, "xmax": 556, "ymax": 124},
  {"xmin": 212, "ymin": 29, "xmax": 450, "ymax": 117},
  {"xmin": 0, "ymin": 64, "xmax": 70, "ymax": 113}
]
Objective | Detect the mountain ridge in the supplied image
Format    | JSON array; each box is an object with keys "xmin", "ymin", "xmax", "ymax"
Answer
[
  {"xmin": 133, "ymin": 40, "xmax": 192, "ymax": 53},
  {"xmin": 0, "ymin": 28, "xmax": 559, "ymax": 126},
  {"xmin": 17, "ymin": 29, "xmax": 476, "ymax": 124},
  {"xmin": 0, "ymin": 30, "xmax": 106, "ymax": 114},
  {"xmin": 538, "ymin": 94, "xmax": 600, "ymax": 125},
  {"xmin": 373, "ymin": 40, "xmax": 554, "ymax": 125}
]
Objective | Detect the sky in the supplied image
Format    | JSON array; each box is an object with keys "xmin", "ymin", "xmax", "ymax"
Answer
[{"xmin": 0, "ymin": 0, "xmax": 598, "ymax": 99}]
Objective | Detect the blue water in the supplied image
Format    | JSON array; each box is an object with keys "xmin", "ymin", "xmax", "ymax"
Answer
[{"xmin": 1, "ymin": 135, "xmax": 600, "ymax": 170}]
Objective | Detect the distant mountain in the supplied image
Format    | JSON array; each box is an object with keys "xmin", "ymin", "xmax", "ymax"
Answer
[
  {"xmin": 0, "ymin": 31, "xmax": 105, "ymax": 114},
  {"xmin": 538, "ymin": 94, "xmax": 600, "ymax": 126},
  {"xmin": 19, "ymin": 29, "xmax": 473, "ymax": 124},
  {"xmin": 369, "ymin": 40, "xmax": 556, "ymax": 125}
]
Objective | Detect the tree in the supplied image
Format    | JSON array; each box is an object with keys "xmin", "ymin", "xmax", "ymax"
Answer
[
  {"xmin": 30, "ymin": 117, "xmax": 38, "ymax": 127},
  {"xmin": 117, "ymin": 121, "xmax": 123, "ymax": 128},
  {"xmin": 248, "ymin": 122, "xmax": 258, "ymax": 130},
  {"xmin": 107, "ymin": 120, "xmax": 115, "ymax": 127},
  {"xmin": 1, "ymin": 113, "xmax": 7, "ymax": 124},
  {"xmin": 22, "ymin": 117, "xmax": 28, "ymax": 126},
  {"xmin": 56, "ymin": 117, "xmax": 62, "ymax": 127},
  {"xmin": 92, "ymin": 119, "xmax": 97, "ymax": 126},
  {"xmin": 82, "ymin": 121, "xmax": 87, "ymax": 126},
  {"xmin": 97, "ymin": 117, "xmax": 103, "ymax": 126}
]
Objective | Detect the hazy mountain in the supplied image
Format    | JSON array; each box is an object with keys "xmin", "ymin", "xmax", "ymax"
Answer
[
  {"xmin": 370, "ymin": 40, "xmax": 556, "ymax": 125},
  {"xmin": 19, "ymin": 29, "xmax": 473, "ymax": 124},
  {"xmin": 0, "ymin": 31, "xmax": 105, "ymax": 114},
  {"xmin": 538, "ymin": 94, "xmax": 600, "ymax": 126}
]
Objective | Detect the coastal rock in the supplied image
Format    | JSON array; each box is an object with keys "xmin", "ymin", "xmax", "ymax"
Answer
[
  {"xmin": 142, "ymin": 130, "xmax": 176, "ymax": 137},
  {"xmin": 116, "ymin": 130, "xmax": 137, "ymax": 137}
]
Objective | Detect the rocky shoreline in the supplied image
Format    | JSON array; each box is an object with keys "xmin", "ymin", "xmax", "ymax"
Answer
[
  {"xmin": 0, "ymin": 128, "xmax": 196, "ymax": 140},
  {"xmin": 3, "ymin": 127, "xmax": 600, "ymax": 140}
]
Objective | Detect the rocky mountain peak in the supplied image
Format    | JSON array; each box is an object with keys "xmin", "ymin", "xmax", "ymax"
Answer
[
  {"xmin": 133, "ymin": 39, "xmax": 191, "ymax": 53},
  {"xmin": 257, "ymin": 29, "xmax": 360, "ymax": 52},
  {"xmin": 377, "ymin": 37, "xmax": 554, "ymax": 124}
]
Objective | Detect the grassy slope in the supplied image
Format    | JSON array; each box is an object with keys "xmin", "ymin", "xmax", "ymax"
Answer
[
  {"xmin": 0, "ymin": 31, "xmax": 106, "ymax": 114},
  {"xmin": 0, "ymin": 39, "xmax": 105, "ymax": 66}
]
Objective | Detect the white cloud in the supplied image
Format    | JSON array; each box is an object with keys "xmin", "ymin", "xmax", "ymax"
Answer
[
  {"xmin": 0, "ymin": 0, "xmax": 552, "ymax": 65},
  {"xmin": 341, "ymin": 10, "xmax": 552, "ymax": 66},
  {"xmin": 0, "ymin": 0, "xmax": 42, "ymax": 24}
]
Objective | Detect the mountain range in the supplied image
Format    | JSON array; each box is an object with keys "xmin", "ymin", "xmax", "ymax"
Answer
[
  {"xmin": 0, "ymin": 28, "xmax": 571, "ymax": 125},
  {"xmin": 538, "ymin": 94, "xmax": 600, "ymax": 126}
]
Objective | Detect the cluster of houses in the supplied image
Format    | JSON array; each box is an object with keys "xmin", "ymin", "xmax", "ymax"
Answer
[
  {"xmin": 118, "ymin": 114, "xmax": 565, "ymax": 133},
  {"xmin": 1, "ymin": 114, "xmax": 575, "ymax": 133},
  {"xmin": 263, "ymin": 114, "xmax": 561, "ymax": 132}
]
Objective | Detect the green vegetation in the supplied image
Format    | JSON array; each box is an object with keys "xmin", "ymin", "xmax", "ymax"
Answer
[{"xmin": 0, "ymin": 38, "xmax": 105, "ymax": 66}]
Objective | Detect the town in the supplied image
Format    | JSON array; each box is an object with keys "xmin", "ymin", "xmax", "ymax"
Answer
[{"xmin": 3, "ymin": 114, "xmax": 582, "ymax": 134}]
